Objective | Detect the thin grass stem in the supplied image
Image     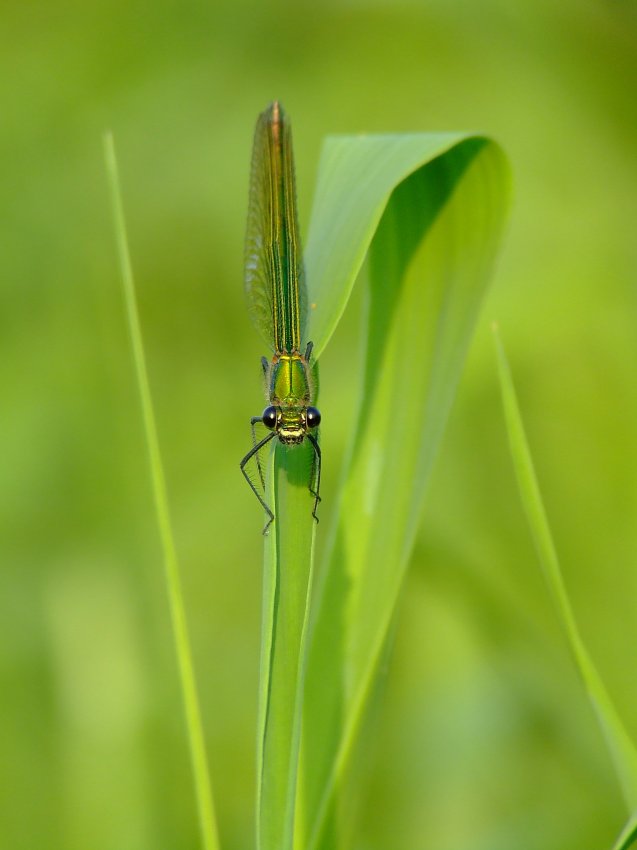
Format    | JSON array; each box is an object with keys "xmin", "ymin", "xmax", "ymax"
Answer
[
  {"xmin": 493, "ymin": 322, "xmax": 637, "ymax": 812},
  {"xmin": 104, "ymin": 132, "xmax": 220, "ymax": 850}
]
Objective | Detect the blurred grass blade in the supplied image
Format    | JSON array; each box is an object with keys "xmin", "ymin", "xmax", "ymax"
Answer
[
  {"xmin": 493, "ymin": 325, "xmax": 637, "ymax": 812},
  {"xmin": 612, "ymin": 813, "xmax": 637, "ymax": 850},
  {"xmin": 104, "ymin": 133, "xmax": 220, "ymax": 850},
  {"xmin": 257, "ymin": 441, "xmax": 317, "ymax": 850},
  {"xmin": 306, "ymin": 132, "xmax": 467, "ymax": 357},
  {"xmin": 297, "ymin": 134, "xmax": 511, "ymax": 849}
]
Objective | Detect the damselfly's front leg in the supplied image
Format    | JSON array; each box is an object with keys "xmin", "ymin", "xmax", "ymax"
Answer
[
  {"xmin": 240, "ymin": 428, "xmax": 276, "ymax": 534},
  {"xmin": 249, "ymin": 416, "xmax": 267, "ymax": 490},
  {"xmin": 306, "ymin": 432, "xmax": 321, "ymax": 524}
]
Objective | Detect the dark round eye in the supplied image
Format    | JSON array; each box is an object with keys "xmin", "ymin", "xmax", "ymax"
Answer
[
  {"xmin": 262, "ymin": 406, "xmax": 278, "ymax": 430},
  {"xmin": 306, "ymin": 406, "xmax": 321, "ymax": 428}
]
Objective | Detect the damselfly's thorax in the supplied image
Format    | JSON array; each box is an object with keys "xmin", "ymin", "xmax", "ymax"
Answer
[
  {"xmin": 260, "ymin": 348, "xmax": 320, "ymax": 444},
  {"xmin": 266, "ymin": 349, "xmax": 313, "ymax": 408}
]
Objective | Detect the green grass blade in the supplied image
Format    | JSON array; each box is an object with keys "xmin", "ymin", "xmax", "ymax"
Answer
[
  {"xmin": 257, "ymin": 440, "xmax": 317, "ymax": 850},
  {"xmin": 297, "ymin": 134, "xmax": 511, "ymax": 849},
  {"xmin": 493, "ymin": 324, "xmax": 637, "ymax": 812},
  {"xmin": 612, "ymin": 813, "xmax": 637, "ymax": 850},
  {"xmin": 103, "ymin": 133, "xmax": 220, "ymax": 850},
  {"xmin": 305, "ymin": 132, "xmax": 466, "ymax": 358}
]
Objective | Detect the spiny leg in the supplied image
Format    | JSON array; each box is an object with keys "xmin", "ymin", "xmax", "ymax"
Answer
[
  {"xmin": 305, "ymin": 340, "xmax": 320, "ymax": 523},
  {"xmin": 240, "ymin": 430, "xmax": 276, "ymax": 533},
  {"xmin": 255, "ymin": 355, "xmax": 272, "ymax": 492},
  {"xmin": 306, "ymin": 432, "xmax": 321, "ymax": 524},
  {"xmin": 308, "ymin": 439, "xmax": 321, "ymax": 505},
  {"xmin": 249, "ymin": 416, "xmax": 266, "ymax": 490}
]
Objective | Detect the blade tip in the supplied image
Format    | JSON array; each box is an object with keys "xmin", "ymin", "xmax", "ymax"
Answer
[{"xmin": 263, "ymin": 100, "xmax": 286, "ymax": 124}]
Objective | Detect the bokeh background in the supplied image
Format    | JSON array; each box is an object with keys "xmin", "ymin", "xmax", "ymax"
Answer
[{"xmin": 2, "ymin": 0, "xmax": 636, "ymax": 848}]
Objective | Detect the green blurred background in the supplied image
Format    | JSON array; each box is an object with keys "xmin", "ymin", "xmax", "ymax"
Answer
[{"xmin": 2, "ymin": 0, "xmax": 636, "ymax": 848}]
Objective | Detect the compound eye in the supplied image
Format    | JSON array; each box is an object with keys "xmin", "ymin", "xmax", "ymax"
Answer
[
  {"xmin": 262, "ymin": 406, "xmax": 278, "ymax": 430},
  {"xmin": 306, "ymin": 406, "xmax": 321, "ymax": 428}
]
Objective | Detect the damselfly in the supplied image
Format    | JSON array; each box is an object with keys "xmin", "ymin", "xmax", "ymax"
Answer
[{"xmin": 240, "ymin": 102, "xmax": 321, "ymax": 534}]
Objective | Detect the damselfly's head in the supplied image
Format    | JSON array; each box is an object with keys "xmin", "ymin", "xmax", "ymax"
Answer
[{"xmin": 262, "ymin": 405, "xmax": 321, "ymax": 445}]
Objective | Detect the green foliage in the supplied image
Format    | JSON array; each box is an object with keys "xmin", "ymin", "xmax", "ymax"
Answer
[
  {"xmin": 105, "ymin": 134, "xmax": 220, "ymax": 850},
  {"xmin": 3, "ymin": 2, "xmax": 636, "ymax": 849},
  {"xmin": 259, "ymin": 133, "xmax": 509, "ymax": 849},
  {"xmin": 494, "ymin": 327, "xmax": 637, "ymax": 849},
  {"xmin": 612, "ymin": 814, "xmax": 637, "ymax": 850},
  {"xmin": 257, "ymin": 442, "xmax": 317, "ymax": 850}
]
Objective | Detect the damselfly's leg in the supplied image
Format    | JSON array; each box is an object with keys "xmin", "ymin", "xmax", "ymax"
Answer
[
  {"xmin": 240, "ymin": 430, "xmax": 276, "ymax": 534},
  {"xmin": 306, "ymin": 432, "xmax": 321, "ymax": 524},
  {"xmin": 304, "ymin": 341, "xmax": 314, "ymax": 361},
  {"xmin": 249, "ymin": 416, "xmax": 266, "ymax": 490}
]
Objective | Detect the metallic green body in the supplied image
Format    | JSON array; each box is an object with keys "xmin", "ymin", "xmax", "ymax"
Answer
[
  {"xmin": 267, "ymin": 352, "xmax": 313, "ymax": 444},
  {"xmin": 241, "ymin": 102, "xmax": 321, "ymax": 531}
]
